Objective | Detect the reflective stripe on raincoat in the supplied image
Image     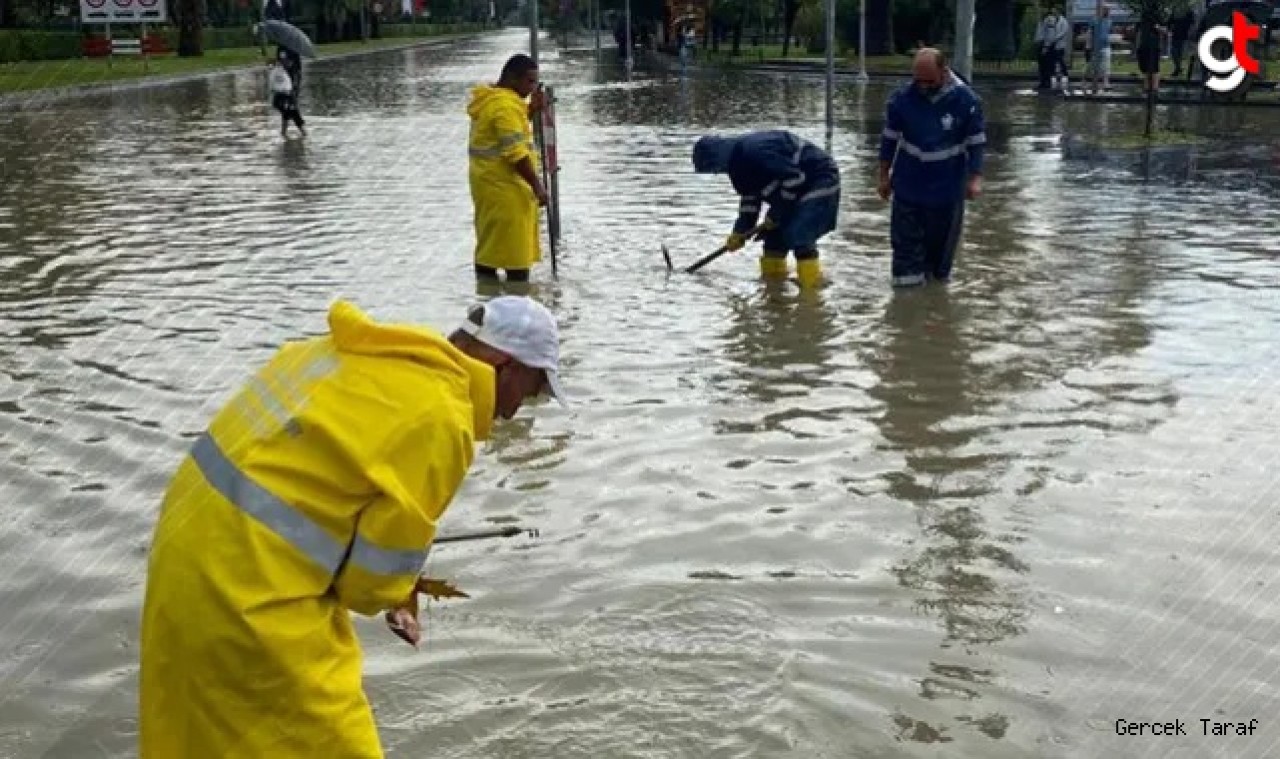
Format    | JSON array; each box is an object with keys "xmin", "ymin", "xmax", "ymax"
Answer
[
  {"xmin": 467, "ymin": 84, "xmax": 541, "ymax": 271},
  {"xmin": 139, "ymin": 300, "xmax": 495, "ymax": 759}
]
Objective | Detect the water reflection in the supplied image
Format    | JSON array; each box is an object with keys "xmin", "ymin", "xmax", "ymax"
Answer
[
  {"xmin": 713, "ymin": 281, "xmax": 840, "ymax": 414},
  {"xmin": 867, "ymin": 288, "xmax": 1029, "ymax": 746}
]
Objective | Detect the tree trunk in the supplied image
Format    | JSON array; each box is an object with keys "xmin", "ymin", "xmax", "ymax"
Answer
[
  {"xmin": 974, "ymin": 0, "xmax": 1014, "ymax": 59},
  {"xmin": 866, "ymin": 0, "xmax": 893, "ymax": 55},
  {"xmin": 781, "ymin": 0, "xmax": 799, "ymax": 57},
  {"xmin": 731, "ymin": 18, "xmax": 741, "ymax": 54},
  {"xmin": 177, "ymin": 0, "xmax": 203, "ymax": 56}
]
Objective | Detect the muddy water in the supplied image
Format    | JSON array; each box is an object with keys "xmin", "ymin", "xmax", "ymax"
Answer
[{"xmin": 1, "ymin": 29, "xmax": 1280, "ymax": 759}]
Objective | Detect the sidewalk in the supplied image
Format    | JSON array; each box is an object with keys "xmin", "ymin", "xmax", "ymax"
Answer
[{"xmin": 708, "ymin": 55, "xmax": 1280, "ymax": 90}]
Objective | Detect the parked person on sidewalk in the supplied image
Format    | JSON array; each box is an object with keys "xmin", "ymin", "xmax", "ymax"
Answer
[
  {"xmin": 691, "ymin": 129, "xmax": 841, "ymax": 289},
  {"xmin": 1090, "ymin": 4, "xmax": 1113, "ymax": 94},
  {"xmin": 467, "ymin": 54, "xmax": 549, "ymax": 283},
  {"xmin": 877, "ymin": 48, "xmax": 986, "ymax": 288},
  {"xmin": 139, "ymin": 296, "xmax": 567, "ymax": 759},
  {"xmin": 269, "ymin": 60, "xmax": 306, "ymax": 137},
  {"xmin": 1034, "ymin": 7, "xmax": 1070, "ymax": 91}
]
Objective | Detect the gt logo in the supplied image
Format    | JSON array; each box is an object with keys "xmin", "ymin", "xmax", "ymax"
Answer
[{"xmin": 1198, "ymin": 11, "xmax": 1262, "ymax": 93}]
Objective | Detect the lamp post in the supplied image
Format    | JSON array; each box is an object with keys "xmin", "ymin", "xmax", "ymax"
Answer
[
  {"xmin": 530, "ymin": 0, "xmax": 539, "ymax": 62},
  {"xmin": 824, "ymin": 0, "xmax": 835, "ymax": 140}
]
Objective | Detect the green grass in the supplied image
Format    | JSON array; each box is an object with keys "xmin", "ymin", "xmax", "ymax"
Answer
[
  {"xmin": 1091, "ymin": 130, "xmax": 1210, "ymax": 149},
  {"xmin": 0, "ymin": 33, "xmax": 471, "ymax": 95}
]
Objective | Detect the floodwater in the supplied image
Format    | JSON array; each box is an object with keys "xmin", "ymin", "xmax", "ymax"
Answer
[{"xmin": 2, "ymin": 28, "xmax": 1280, "ymax": 759}]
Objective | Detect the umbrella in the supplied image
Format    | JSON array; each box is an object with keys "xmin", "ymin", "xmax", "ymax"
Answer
[{"xmin": 260, "ymin": 19, "xmax": 316, "ymax": 59}]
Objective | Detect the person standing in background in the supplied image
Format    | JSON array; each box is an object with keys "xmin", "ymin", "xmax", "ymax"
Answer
[
  {"xmin": 1034, "ymin": 7, "xmax": 1070, "ymax": 91},
  {"xmin": 1169, "ymin": 8, "xmax": 1196, "ymax": 78},
  {"xmin": 1090, "ymin": 4, "xmax": 1113, "ymax": 94},
  {"xmin": 1135, "ymin": 10, "xmax": 1166, "ymax": 94}
]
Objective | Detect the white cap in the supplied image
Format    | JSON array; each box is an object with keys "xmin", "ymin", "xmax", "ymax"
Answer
[{"xmin": 458, "ymin": 295, "xmax": 567, "ymax": 406}]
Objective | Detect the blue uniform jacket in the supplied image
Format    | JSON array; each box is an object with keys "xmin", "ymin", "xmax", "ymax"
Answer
[
  {"xmin": 879, "ymin": 72, "xmax": 986, "ymax": 209},
  {"xmin": 693, "ymin": 130, "xmax": 841, "ymax": 235}
]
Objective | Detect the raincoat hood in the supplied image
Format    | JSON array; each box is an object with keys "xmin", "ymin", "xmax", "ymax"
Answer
[
  {"xmin": 692, "ymin": 135, "xmax": 736, "ymax": 173},
  {"xmin": 328, "ymin": 300, "xmax": 495, "ymax": 440},
  {"xmin": 467, "ymin": 83, "xmax": 525, "ymax": 120}
]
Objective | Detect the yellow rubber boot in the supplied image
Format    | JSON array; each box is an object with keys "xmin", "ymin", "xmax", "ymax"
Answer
[
  {"xmin": 796, "ymin": 258, "xmax": 823, "ymax": 288},
  {"xmin": 760, "ymin": 254, "xmax": 789, "ymax": 280}
]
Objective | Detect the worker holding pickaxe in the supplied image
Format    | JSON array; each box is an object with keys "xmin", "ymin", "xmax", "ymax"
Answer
[{"xmin": 691, "ymin": 129, "xmax": 841, "ymax": 288}]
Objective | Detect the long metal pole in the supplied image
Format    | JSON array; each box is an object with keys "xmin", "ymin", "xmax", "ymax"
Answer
[
  {"xmin": 624, "ymin": 0, "xmax": 633, "ymax": 73},
  {"xmin": 856, "ymin": 0, "xmax": 868, "ymax": 81},
  {"xmin": 953, "ymin": 0, "xmax": 974, "ymax": 81},
  {"xmin": 824, "ymin": 0, "xmax": 835, "ymax": 140},
  {"xmin": 593, "ymin": 0, "xmax": 600, "ymax": 61},
  {"xmin": 530, "ymin": 0, "xmax": 539, "ymax": 62}
]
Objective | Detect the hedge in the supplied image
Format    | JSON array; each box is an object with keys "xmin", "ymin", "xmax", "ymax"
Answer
[{"xmin": 0, "ymin": 22, "xmax": 487, "ymax": 63}]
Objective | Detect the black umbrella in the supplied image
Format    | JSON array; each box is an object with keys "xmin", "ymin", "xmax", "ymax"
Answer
[{"xmin": 260, "ymin": 19, "xmax": 316, "ymax": 59}]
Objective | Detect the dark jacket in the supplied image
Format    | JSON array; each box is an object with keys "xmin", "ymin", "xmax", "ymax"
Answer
[
  {"xmin": 692, "ymin": 130, "xmax": 840, "ymax": 233},
  {"xmin": 879, "ymin": 71, "xmax": 986, "ymax": 208}
]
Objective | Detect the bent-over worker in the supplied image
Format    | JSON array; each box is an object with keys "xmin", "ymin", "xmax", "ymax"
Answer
[
  {"xmin": 692, "ymin": 129, "xmax": 841, "ymax": 289},
  {"xmin": 878, "ymin": 48, "xmax": 986, "ymax": 288},
  {"xmin": 468, "ymin": 54, "xmax": 549, "ymax": 283},
  {"xmin": 139, "ymin": 296, "xmax": 566, "ymax": 758}
]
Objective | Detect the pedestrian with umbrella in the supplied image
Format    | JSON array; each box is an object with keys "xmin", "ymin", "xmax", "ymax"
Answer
[
  {"xmin": 268, "ymin": 55, "xmax": 305, "ymax": 137},
  {"xmin": 259, "ymin": 19, "xmax": 315, "ymax": 135}
]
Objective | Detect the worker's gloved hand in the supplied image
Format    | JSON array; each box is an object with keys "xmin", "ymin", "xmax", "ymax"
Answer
[
  {"xmin": 385, "ymin": 592, "xmax": 421, "ymax": 648},
  {"xmin": 752, "ymin": 218, "xmax": 778, "ymax": 240},
  {"xmin": 725, "ymin": 233, "xmax": 747, "ymax": 252}
]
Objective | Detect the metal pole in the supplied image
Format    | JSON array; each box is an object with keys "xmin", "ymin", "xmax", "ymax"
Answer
[
  {"xmin": 953, "ymin": 0, "xmax": 974, "ymax": 81},
  {"xmin": 856, "ymin": 0, "xmax": 868, "ymax": 81},
  {"xmin": 593, "ymin": 0, "xmax": 600, "ymax": 61},
  {"xmin": 434, "ymin": 525, "xmax": 539, "ymax": 544},
  {"xmin": 530, "ymin": 0, "xmax": 539, "ymax": 62},
  {"xmin": 548, "ymin": 85, "xmax": 561, "ymax": 258},
  {"xmin": 624, "ymin": 0, "xmax": 633, "ymax": 73},
  {"xmin": 824, "ymin": 0, "xmax": 835, "ymax": 140}
]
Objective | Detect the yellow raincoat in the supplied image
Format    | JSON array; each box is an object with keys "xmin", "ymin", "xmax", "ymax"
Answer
[
  {"xmin": 467, "ymin": 83, "xmax": 542, "ymax": 271},
  {"xmin": 139, "ymin": 300, "xmax": 495, "ymax": 759}
]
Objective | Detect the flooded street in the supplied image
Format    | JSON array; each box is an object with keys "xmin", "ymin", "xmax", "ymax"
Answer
[{"xmin": 4, "ymin": 28, "xmax": 1280, "ymax": 758}]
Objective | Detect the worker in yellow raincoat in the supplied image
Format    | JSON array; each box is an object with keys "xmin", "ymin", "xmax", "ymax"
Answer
[
  {"xmin": 138, "ymin": 295, "xmax": 566, "ymax": 758},
  {"xmin": 467, "ymin": 53, "xmax": 549, "ymax": 283}
]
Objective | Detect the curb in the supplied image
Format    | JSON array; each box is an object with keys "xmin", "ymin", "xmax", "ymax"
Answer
[{"xmin": 0, "ymin": 31, "xmax": 485, "ymax": 111}]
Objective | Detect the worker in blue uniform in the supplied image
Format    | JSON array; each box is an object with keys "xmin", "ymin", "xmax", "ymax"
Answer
[
  {"xmin": 692, "ymin": 130, "xmax": 841, "ymax": 288},
  {"xmin": 878, "ymin": 48, "xmax": 986, "ymax": 288}
]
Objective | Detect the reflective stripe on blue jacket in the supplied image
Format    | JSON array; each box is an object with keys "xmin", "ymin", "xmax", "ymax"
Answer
[{"xmin": 879, "ymin": 72, "xmax": 986, "ymax": 209}]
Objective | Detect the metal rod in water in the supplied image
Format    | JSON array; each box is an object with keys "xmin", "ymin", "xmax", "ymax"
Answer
[{"xmin": 434, "ymin": 526, "xmax": 540, "ymax": 544}]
